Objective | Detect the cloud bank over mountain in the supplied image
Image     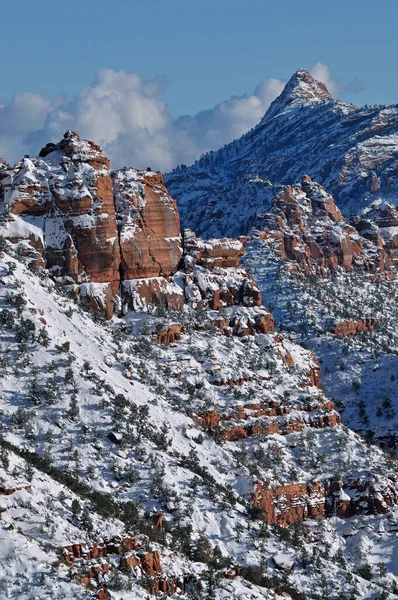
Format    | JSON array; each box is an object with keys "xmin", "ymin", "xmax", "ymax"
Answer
[{"xmin": 0, "ymin": 63, "xmax": 364, "ymax": 171}]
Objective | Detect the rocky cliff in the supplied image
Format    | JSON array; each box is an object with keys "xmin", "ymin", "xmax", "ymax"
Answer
[
  {"xmin": 253, "ymin": 476, "xmax": 398, "ymax": 526},
  {"xmin": 0, "ymin": 131, "xmax": 260, "ymax": 318},
  {"xmin": 254, "ymin": 176, "xmax": 397, "ymax": 276}
]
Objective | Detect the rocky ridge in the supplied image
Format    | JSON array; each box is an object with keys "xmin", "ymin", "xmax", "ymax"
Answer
[
  {"xmin": 2, "ymin": 219, "xmax": 398, "ymax": 598},
  {"xmin": 165, "ymin": 69, "xmax": 398, "ymax": 238},
  {"xmin": 2, "ymin": 131, "xmax": 398, "ymax": 598},
  {"xmin": 0, "ymin": 131, "xmax": 259, "ymax": 318}
]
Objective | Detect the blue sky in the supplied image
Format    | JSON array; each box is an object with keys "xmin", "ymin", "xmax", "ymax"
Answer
[{"xmin": 0, "ymin": 0, "xmax": 397, "ymax": 169}]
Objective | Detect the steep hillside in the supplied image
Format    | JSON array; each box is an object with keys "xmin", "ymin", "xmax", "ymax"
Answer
[
  {"xmin": 165, "ymin": 69, "xmax": 398, "ymax": 238},
  {"xmin": 1, "ymin": 209, "xmax": 398, "ymax": 599}
]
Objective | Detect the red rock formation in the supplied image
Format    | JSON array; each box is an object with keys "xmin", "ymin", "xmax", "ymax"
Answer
[
  {"xmin": 369, "ymin": 171, "xmax": 380, "ymax": 193},
  {"xmin": 253, "ymin": 481, "xmax": 326, "ymax": 526},
  {"xmin": 331, "ymin": 318, "xmax": 380, "ymax": 337},
  {"xmin": 156, "ymin": 324, "xmax": 182, "ymax": 344},
  {"xmin": 0, "ymin": 133, "xmax": 185, "ymax": 317},
  {"xmin": 122, "ymin": 277, "xmax": 185, "ymax": 312},
  {"xmin": 209, "ymin": 308, "xmax": 274, "ymax": 337},
  {"xmin": 62, "ymin": 534, "xmax": 165, "ymax": 592},
  {"xmin": 139, "ymin": 550, "xmax": 163, "ymax": 576},
  {"xmin": 196, "ymin": 404, "xmax": 341, "ymax": 440},
  {"xmin": 223, "ymin": 426, "xmax": 248, "ymax": 441},
  {"xmin": 259, "ymin": 177, "xmax": 388, "ymax": 275},
  {"xmin": 182, "ymin": 229, "xmax": 262, "ymax": 310},
  {"xmin": 96, "ymin": 585, "xmax": 111, "ymax": 600},
  {"xmin": 309, "ymin": 413, "xmax": 342, "ymax": 428},
  {"xmin": 1, "ymin": 132, "xmax": 121, "ymax": 313},
  {"xmin": 152, "ymin": 511, "xmax": 165, "ymax": 531},
  {"xmin": 0, "ymin": 484, "xmax": 32, "ymax": 495},
  {"xmin": 183, "ymin": 229, "xmax": 245, "ymax": 268},
  {"xmin": 307, "ymin": 352, "xmax": 321, "ymax": 387},
  {"xmin": 254, "ymin": 313, "xmax": 276, "ymax": 333},
  {"xmin": 300, "ymin": 175, "xmax": 342, "ymax": 222},
  {"xmin": 113, "ymin": 168, "xmax": 182, "ymax": 280},
  {"xmin": 253, "ymin": 477, "xmax": 398, "ymax": 525},
  {"xmin": 196, "ymin": 409, "xmax": 221, "ymax": 429},
  {"xmin": 275, "ymin": 185, "xmax": 305, "ymax": 231},
  {"xmin": 250, "ymin": 421, "xmax": 281, "ymax": 436},
  {"xmin": 0, "ymin": 131, "xmax": 273, "ymax": 320}
]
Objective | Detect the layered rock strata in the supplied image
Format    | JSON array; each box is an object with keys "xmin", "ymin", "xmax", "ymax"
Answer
[
  {"xmin": 253, "ymin": 476, "xmax": 398, "ymax": 526},
  {"xmin": 62, "ymin": 534, "xmax": 186, "ymax": 596},
  {"xmin": 331, "ymin": 318, "xmax": 380, "ymax": 337},
  {"xmin": 0, "ymin": 132, "xmax": 260, "ymax": 318}
]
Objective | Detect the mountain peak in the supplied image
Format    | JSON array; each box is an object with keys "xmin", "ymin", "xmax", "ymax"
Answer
[
  {"xmin": 287, "ymin": 68, "xmax": 332, "ymax": 101},
  {"xmin": 261, "ymin": 68, "xmax": 333, "ymax": 122}
]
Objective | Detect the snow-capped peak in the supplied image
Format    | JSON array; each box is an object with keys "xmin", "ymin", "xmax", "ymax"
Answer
[{"xmin": 261, "ymin": 68, "xmax": 333, "ymax": 122}]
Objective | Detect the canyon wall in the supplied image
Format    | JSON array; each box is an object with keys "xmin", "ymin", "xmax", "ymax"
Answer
[{"xmin": 0, "ymin": 131, "xmax": 260, "ymax": 317}]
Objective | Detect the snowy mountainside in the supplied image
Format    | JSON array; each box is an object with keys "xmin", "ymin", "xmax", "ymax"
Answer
[
  {"xmin": 165, "ymin": 69, "xmax": 398, "ymax": 238},
  {"xmin": 237, "ymin": 175, "xmax": 398, "ymax": 448},
  {"xmin": 1, "ymin": 233, "xmax": 398, "ymax": 598},
  {"xmin": 243, "ymin": 237, "xmax": 398, "ymax": 445}
]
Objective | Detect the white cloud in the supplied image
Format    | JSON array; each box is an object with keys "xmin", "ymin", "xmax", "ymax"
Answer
[
  {"xmin": 309, "ymin": 62, "xmax": 365, "ymax": 98},
  {"xmin": 0, "ymin": 64, "xmax": 365, "ymax": 171}
]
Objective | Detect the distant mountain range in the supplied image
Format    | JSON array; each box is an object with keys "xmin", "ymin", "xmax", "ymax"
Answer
[{"xmin": 165, "ymin": 69, "xmax": 398, "ymax": 237}]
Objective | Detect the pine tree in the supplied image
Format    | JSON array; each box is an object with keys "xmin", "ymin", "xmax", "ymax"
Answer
[
  {"xmin": 29, "ymin": 378, "xmax": 43, "ymax": 405},
  {"xmin": 80, "ymin": 511, "xmax": 93, "ymax": 533},
  {"xmin": 71, "ymin": 499, "xmax": 81, "ymax": 518},
  {"xmin": 0, "ymin": 448, "xmax": 9, "ymax": 469},
  {"xmin": 68, "ymin": 394, "xmax": 80, "ymax": 421},
  {"xmin": 37, "ymin": 328, "xmax": 50, "ymax": 347},
  {"xmin": 25, "ymin": 462, "xmax": 34, "ymax": 482}
]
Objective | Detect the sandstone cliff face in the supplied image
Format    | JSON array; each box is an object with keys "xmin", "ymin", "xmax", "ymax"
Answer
[
  {"xmin": 331, "ymin": 318, "xmax": 380, "ymax": 337},
  {"xmin": 253, "ymin": 481, "xmax": 326, "ymax": 526},
  {"xmin": 253, "ymin": 476, "xmax": 398, "ymax": 526},
  {"xmin": 0, "ymin": 132, "xmax": 262, "ymax": 318},
  {"xmin": 2, "ymin": 131, "xmax": 121, "ymax": 296},
  {"xmin": 181, "ymin": 229, "xmax": 261, "ymax": 310},
  {"xmin": 196, "ymin": 397, "xmax": 340, "ymax": 442},
  {"xmin": 113, "ymin": 168, "xmax": 182, "ymax": 280}
]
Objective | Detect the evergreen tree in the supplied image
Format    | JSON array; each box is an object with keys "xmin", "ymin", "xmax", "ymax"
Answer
[
  {"xmin": 71, "ymin": 499, "xmax": 81, "ymax": 518},
  {"xmin": 37, "ymin": 327, "xmax": 50, "ymax": 347},
  {"xmin": 0, "ymin": 448, "xmax": 9, "ymax": 469}
]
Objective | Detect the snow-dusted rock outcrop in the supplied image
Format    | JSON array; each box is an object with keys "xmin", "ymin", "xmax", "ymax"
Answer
[
  {"xmin": 255, "ymin": 176, "xmax": 390, "ymax": 275},
  {"xmin": 0, "ymin": 131, "xmax": 262, "ymax": 318}
]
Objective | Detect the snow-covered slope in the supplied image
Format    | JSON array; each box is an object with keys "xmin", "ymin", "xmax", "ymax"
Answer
[
  {"xmin": 2, "ymin": 232, "xmax": 398, "ymax": 598},
  {"xmin": 165, "ymin": 69, "xmax": 398, "ymax": 237}
]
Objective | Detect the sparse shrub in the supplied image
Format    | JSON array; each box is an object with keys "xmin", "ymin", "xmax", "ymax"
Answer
[
  {"xmin": 55, "ymin": 341, "xmax": 70, "ymax": 354},
  {"xmin": 357, "ymin": 562, "xmax": 372, "ymax": 581}
]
